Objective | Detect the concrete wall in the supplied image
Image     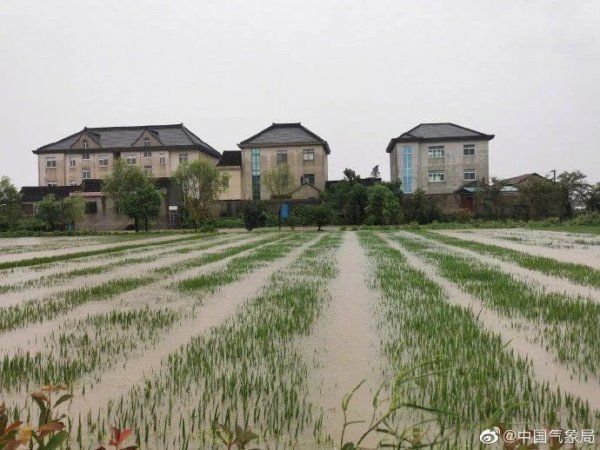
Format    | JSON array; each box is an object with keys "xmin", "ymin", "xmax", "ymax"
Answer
[
  {"xmin": 218, "ymin": 166, "xmax": 243, "ymax": 200},
  {"xmin": 240, "ymin": 145, "xmax": 328, "ymax": 200},
  {"xmin": 390, "ymin": 140, "xmax": 489, "ymax": 194}
]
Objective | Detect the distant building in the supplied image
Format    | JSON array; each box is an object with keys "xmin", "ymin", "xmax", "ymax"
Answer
[
  {"xmin": 32, "ymin": 123, "xmax": 220, "ymax": 187},
  {"xmin": 386, "ymin": 123, "xmax": 494, "ymax": 195},
  {"xmin": 231, "ymin": 122, "xmax": 330, "ymax": 201}
]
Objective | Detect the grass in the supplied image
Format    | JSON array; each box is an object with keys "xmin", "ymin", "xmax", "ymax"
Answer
[
  {"xmin": 392, "ymin": 233, "xmax": 600, "ymax": 379},
  {"xmin": 419, "ymin": 230, "xmax": 600, "ymax": 288},
  {"xmin": 358, "ymin": 232, "xmax": 598, "ymax": 447}
]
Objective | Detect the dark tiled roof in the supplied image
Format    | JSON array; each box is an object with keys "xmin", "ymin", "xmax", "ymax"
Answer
[
  {"xmin": 239, "ymin": 123, "xmax": 330, "ymax": 154},
  {"xmin": 499, "ymin": 173, "xmax": 546, "ymax": 186},
  {"xmin": 386, "ymin": 123, "xmax": 494, "ymax": 152},
  {"xmin": 34, "ymin": 124, "xmax": 221, "ymax": 158},
  {"xmin": 217, "ymin": 150, "xmax": 242, "ymax": 167},
  {"xmin": 20, "ymin": 186, "xmax": 80, "ymax": 203}
]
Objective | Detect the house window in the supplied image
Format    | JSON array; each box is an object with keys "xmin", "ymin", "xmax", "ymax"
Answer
[
  {"xmin": 277, "ymin": 150, "xmax": 287, "ymax": 164},
  {"xmin": 82, "ymin": 169, "xmax": 91, "ymax": 179},
  {"xmin": 144, "ymin": 165, "xmax": 152, "ymax": 175},
  {"xmin": 82, "ymin": 151, "xmax": 90, "ymax": 160},
  {"xmin": 178, "ymin": 153, "xmax": 188, "ymax": 164},
  {"xmin": 143, "ymin": 137, "xmax": 150, "ymax": 147},
  {"xmin": 126, "ymin": 155, "xmax": 137, "ymax": 165},
  {"xmin": 428, "ymin": 145, "xmax": 445, "ymax": 158},
  {"xmin": 428, "ymin": 170, "xmax": 445, "ymax": 183},
  {"xmin": 99, "ymin": 155, "xmax": 109, "ymax": 167},
  {"xmin": 85, "ymin": 201, "xmax": 98, "ymax": 214},
  {"xmin": 464, "ymin": 170, "xmax": 477, "ymax": 181},
  {"xmin": 47, "ymin": 182, "xmax": 57, "ymax": 187},
  {"xmin": 82, "ymin": 139, "xmax": 88, "ymax": 149},
  {"xmin": 251, "ymin": 148, "xmax": 261, "ymax": 200},
  {"xmin": 303, "ymin": 149, "xmax": 315, "ymax": 161},
  {"xmin": 143, "ymin": 149, "xmax": 152, "ymax": 158},
  {"xmin": 46, "ymin": 157, "xmax": 57, "ymax": 168},
  {"xmin": 69, "ymin": 157, "xmax": 76, "ymax": 168},
  {"xmin": 463, "ymin": 144, "xmax": 475, "ymax": 156},
  {"xmin": 301, "ymin": 174, "xmax": 315, "ymax": 185},
  {"xmin": 402, "ymin": 146, "xmax": 413, "ymax": 193},
  {"xmin": 159, "ymin": 153, "xmax": 166, "ymax": 165},
  {"xmin": 69, "ymin": 180, "xmax": 78, "ymax": 186}
]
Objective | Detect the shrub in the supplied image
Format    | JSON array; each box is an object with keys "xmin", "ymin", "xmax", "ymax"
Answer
[
  {"xmin": 568, "ymin": 211, "xmax": 600, "ymax": 227},
  {"xmin": 243, "ymin": 202, "xmax": 267, "ymax": 231}
]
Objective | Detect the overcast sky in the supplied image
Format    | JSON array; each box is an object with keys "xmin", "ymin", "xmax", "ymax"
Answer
[{"xmin": 1, "ymin": 0, "xmax": 598, "ymax": 188}]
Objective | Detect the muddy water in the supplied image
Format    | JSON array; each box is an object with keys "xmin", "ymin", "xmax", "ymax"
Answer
[
  {"xmin": 0, "ymin": 235, "xmax": 268, "ymax": 356},
  {"xmin": 64, "ymin": 235, "xmax": 320, "ymax": 420},
  {"xmin": 0, "ymin": 233, "xmax": 191, "ymax": 264},
  {"xmin": 402, "ymin": 231, "xmax": 600, "ymax": 301},
  {"xmin": 436, "ymin": 230, "xmax": 600, "ymax": 269},
  {"xmin": 383, "ymin": 235, "xmax": 600, "ymax": 411},
  {"xmin": 302, "ymin": 232, "xmax": 384, "ymax": 445},
  {"xmin": 0, "ymin": 234, "xmax": 246, "ymax": 309}
]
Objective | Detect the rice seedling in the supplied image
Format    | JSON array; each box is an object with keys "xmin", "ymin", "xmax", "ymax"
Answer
[
  {"xmin": 0, "ymin": 234, "xmax": 284, "ymax": 334},
  {"xmin": 357, "ymin": 232, "xmax": 599, "ymax": 448},
  {"xmin": 392, "ymin": 232, "xmax": 600, "ymax": 380},
  {"xmin": 420, "ymin": 230, "xmax": 600, "ymax": 288},
  {"xmin": 84, "ymin": 233, "xmax": 342, "ymax": 449}
]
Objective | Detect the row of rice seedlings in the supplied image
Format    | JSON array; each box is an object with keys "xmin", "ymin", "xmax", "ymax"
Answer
[
  {"xmin": 0, "ymin": 233, "xmax": 237, "ymax": 294},
  {"xmin": 0, "ymin": 234, "xmax": 285, "ymax": 334},
  {"xmin": 82, "ymin": 233, "xmax": 341, "ymax": 450},
  {"xmin": 176, "ymin": 232, "xmax": 312, "ymax": 293},
  {"xmin": 420, "ymin": 230, "xmax": 600, "ymax": 288},
  {"xmin": 392, "ymin": 233, "xmax": 600, "ymax": 380},
  {"xmin": 358, "ymin": 232, "xmax": 599, "ymax": 448},
  {"xmin": 0, "ymin": 306, "xmax": 183, "ymax": 394},
  {"xmin": 0, "ymin": 232, "xmax": 210, "ymax": 271}
]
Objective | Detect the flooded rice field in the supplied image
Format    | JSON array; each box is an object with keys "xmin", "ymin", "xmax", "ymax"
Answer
[{"xmin": 0, "ymin": 229, "xmax": 598, "ymax": 449}]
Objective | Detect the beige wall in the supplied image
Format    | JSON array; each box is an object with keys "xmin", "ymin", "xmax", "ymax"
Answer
[
  {"xmin": 239, "ymin": 145, "xmax": 328, "ymax": 200},
  {"xmin": 218, "ymin": 166, "xmax": 243, "ymax": 200},
  {"xmin": 390, "ymin": 140, "xmax": 489, "ymax": 194},
  {"xmin": 38, "ymin": 149, "xmax": 218, "ymax": 186}
]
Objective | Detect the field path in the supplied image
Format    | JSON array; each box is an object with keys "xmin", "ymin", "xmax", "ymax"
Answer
[
  {"xmin": 435, "ymin": 230, "xmax": 600, "ymax": 269},
  {"xmin": 0, "ymin": 233, "xmax": 188, "ymax": 264},
  {"xmin": 65, "ymin": 234, "xmax": 321, "ymax": 419},
  {"xmin": 304, "ymin": 231, "xmax": 384, "ymax": 444},
  {"xmin": 402, "ymin": 231, "xmax": 600, "ymax": 301},
  {"xmin": 382, "ymin": 234, "xmax": 600, "ymax": 411}
]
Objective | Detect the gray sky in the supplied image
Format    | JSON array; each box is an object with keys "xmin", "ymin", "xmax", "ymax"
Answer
[{"xmin": 1, "ymin": 0, "xmax": 599, "ymax": 188}]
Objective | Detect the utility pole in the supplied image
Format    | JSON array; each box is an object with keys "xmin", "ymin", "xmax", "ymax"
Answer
[{"xmin": 550, "ymin": 169, "xmax": 556, "ymax": 182}]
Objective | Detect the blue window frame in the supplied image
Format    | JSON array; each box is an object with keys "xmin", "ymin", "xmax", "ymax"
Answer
[
  {"xmin": 402, "ymin": 146, "xmax": 413, "ymax": 193},
  {"xmin": 251, "ymin": 148, "xmax": 261, "ymax": 200}
]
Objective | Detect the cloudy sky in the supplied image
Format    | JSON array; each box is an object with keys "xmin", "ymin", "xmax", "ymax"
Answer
[{"xmin": 1, "ymin": 0, "xmax": 598, "ymax": 188}]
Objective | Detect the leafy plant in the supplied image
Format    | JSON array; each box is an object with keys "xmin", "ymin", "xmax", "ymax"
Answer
[
  {"xmin": 216, "ymin": 424, "xmax": 259, "ymax": 450},
  {"xmin": 94, "ymin": 426, "xmax": 137, "ymax": 450}
]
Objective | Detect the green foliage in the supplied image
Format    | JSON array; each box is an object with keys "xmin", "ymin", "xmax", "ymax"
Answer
[
  {"xmin": 35, "ymin": 195, "xmax": 62, "ymax": 231},
  {"xmin": 102, "ymin": 159, "xmax": 162, "ymax": 232},
  {"xmin": 0, "ymin": 176, "xmax": 22, "ymax": 231},
  {"xmin": 557, "ymin": 170, "xmax": 591, "ymax": 213},
  {"xmin": 61, "ymin": 196, "xmax": 85, "ymax": 228},
  {"xmin": 302, "ymin": 204, "xmax": 332, "ymax": 230},
  {"xmin": 587, "ymin": 183, "xmax": 600, "ymax": 212},
  {"xmin": 518, "ymin": 177, "xmax": 568, "ymax": 219},
  {"xmin": 263, "ymin": 164, "xmax": 296, "ymax": 198},
  {"xmin": 365, "ymin": 184, "xmax": 401, "ymax": 225},
  {"xmin": 243, "ymin": 202, "xmax": 267, "ymax": 231},
  {"xmin": 173, "ymin": 159, "xmax": 228, "ymax": 230},
  {"xmin": 345, "ymin": 184, "xmax": 369, "ymax": 224},
  {"xmin": 405, "ymin": 189, "xmax": 443, "ymax": 224}
]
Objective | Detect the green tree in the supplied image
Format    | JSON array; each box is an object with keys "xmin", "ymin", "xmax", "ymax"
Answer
[
  {"xmin": 0, "ymin": 176, "xmax": 22, "ymax": 231},
  {"xmin": 243, "ymin": 201, "xmax": 267, "ymax": 231},
  {"xmin": 344, "ymin": 183, "xmax": 369, "ymax": 224},
  {"xmin": 407, "ymin": 189, "xmax": 443, "ymax": 224},
  {"xmin": 263, "ymin": 164, "xmax": 296, "ymax": 199},
  {"xmin": 36, "ymin": 194, "xmax": 62, "ymax": 231},
  {"xmin": 587, "ymin": 183, "xmax": 600, "ymax": 212},
  {"xmin": 61, "ymin": 196, "xmax": 85, "ymax": 230},
  {"xmin": 557, "ymin": 170, "xmax": 591, "ymax": 215},
  {"xmin": 103, "ymin": 159, "xmax": 162, "ymax": 232},
  {"xmin": 365, "ymin": 185, "xmax": 401, "ymax": 225},
  {"xmin": 173, "ymin": 159, "xmax": 228, "ymax": 231},
  {"xmin": 519, "ymin": 178, "xmax": 567, "ymax": 219},
  {"xmin": 305, "ymin": 205, "xmax": 332, "ymax": 231}
]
